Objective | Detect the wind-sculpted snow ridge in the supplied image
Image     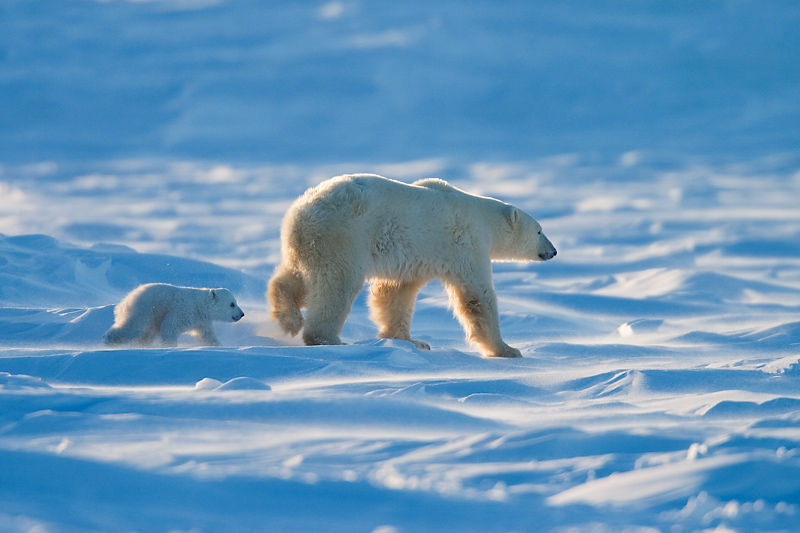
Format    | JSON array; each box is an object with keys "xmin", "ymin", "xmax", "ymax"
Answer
[{"xmin": 2, "ymin": 344, "xmax": 800, "ymax": 531}]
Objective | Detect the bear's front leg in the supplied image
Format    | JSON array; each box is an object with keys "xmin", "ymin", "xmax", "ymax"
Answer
[
  {"xmin": 445, "ymin": 280, "xmax": 521, "ymax": 358},
  {"xmin": 368, "ymin": 279, "xmax": 431, "ymax": 350}
]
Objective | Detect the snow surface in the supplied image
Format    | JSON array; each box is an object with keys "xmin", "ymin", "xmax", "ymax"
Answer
[{"xmin": 2, "ymin": 1, "xmax": 800, "ymax": 532}]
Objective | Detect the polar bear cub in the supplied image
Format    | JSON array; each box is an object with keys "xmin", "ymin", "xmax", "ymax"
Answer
[
  {"xmin": 103, "ymin": 283, "xmax": 245, "ymax": 347},
  {"xmin": 268, "ymin": 174, "xmax": 556, "ymax": 358}
]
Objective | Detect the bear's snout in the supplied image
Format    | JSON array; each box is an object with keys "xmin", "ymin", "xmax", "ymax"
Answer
[
  {"xmin": 537, "ymin": 233, "xmax": 557, "ymax": 261},
  {"xmin": 233, "ymin": 311, "xmax": 244, "ymax": 321},
  {"xmin": 539, "ymin": 248, "xmax": 557, "ymax": 261}
]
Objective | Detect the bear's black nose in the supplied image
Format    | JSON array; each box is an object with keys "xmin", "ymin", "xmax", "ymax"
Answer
[{"xmin": 540, "ymin": 250, "xmax": 556, "ymax": 260}]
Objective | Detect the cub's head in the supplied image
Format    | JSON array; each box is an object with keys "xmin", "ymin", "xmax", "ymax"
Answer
[
  {"xmin": 494, "ymin": 205, "xmax": 557, "ymax": 262},
  {"xmin": 209, "ymin": 288, "xmax": 245, "ymax": 322}
]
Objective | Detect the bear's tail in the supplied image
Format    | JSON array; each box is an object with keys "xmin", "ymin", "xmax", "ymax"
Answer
[{"xmin": 267, "ymin": 264, "xmax": 306, "ymax": 336}]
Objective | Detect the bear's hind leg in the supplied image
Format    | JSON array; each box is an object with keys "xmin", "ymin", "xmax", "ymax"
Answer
[
  {"xmin": 268, "ymin": 264, "xmax": 306, "ymax": 336},
  {"xmin": 369, "ymin": 279, "xmax": 430, "ymax": 350},
  {"xmin": 302, "ymin": 268, "xmax": 364, "ymax": 346}
]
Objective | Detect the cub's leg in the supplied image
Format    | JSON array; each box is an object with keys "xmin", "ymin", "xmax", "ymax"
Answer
[
  {"xmin": 158, "ymin": 313, "xmax": 185, "ymax": 347},
  {"xmin": 103, "ymin": 322, "xmax": 146, "ymax": 345},
  {"xmin": 445, "ymin": 277, "xmax": 521, "ymax": 358},
  {"xmin": 369, "ymin": 279, "xmax": 430, "ymax": 350},
  {"xmin": 137, "ymin": 326, "xmax": 159, "ymax": 346},
  {"xmin": 302, "ymin": 267, "xmax": 365, "ymax": 346},
  {"xmin": 192, "ymin": 326, "xmax": 221, "ymax": 347}
]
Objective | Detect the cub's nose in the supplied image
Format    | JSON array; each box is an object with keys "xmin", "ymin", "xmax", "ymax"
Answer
[{"xmin": 234, "ymin": 312, "xmax": 244, "ymax": 321}]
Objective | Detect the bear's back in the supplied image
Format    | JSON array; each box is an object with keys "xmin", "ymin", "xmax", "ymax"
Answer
[
  {"xmin": 412, "ymin": 178, "xmax": 456, "ymax": 192},
  {"xmin": 286, "ymin": 174, "xmax": 496, "ymax": 251}
]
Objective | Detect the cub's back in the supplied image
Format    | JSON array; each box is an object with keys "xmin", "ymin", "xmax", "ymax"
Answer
[{"xmin": 121, "ymin": 284, "xmax": 191, "ymax": 313}]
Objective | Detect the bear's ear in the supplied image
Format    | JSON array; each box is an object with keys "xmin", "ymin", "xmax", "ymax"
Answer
[
  {"xmin": 504, "ymin": 205, "xmax": 520, "ymax": 228},
  {"xmin": 210, "ymin": 289, "xmax": 217, "ymax": 300}
]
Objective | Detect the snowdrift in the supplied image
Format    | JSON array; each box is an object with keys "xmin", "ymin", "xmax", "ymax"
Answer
[{"xmin": 2, "ymin": 154, "xmax": 800, "ymax": 532}]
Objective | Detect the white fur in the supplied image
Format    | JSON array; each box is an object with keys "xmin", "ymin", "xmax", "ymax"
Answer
[
  {"xmin": 267, "ymin": 174, "xmax": 556, "ymax": 357},
  {"xmin": 103, "ymin": 283, "xmax": 245, "ymax": 347}
]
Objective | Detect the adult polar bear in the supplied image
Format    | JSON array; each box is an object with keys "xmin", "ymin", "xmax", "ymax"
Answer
[{"xmin": 268, "ymin": 174, "xmax": 556, "ymax": 358}]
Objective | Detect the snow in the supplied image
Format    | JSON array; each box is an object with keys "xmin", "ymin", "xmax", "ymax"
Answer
[{"xmin": 2, "ymin": 1, "xmax": 800, "ymax": 532}]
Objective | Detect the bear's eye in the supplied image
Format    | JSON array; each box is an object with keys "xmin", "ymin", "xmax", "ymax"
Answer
[{"xmin": 230, "ymin": 303, "xmax": 235, "ymax": 308}]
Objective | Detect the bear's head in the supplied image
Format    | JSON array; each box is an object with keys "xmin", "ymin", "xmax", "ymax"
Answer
[
  {"xmin": 493, "ymin": 205, "xmax": 557, "ymax": 262},
  {"xmin": 210, "ymin": 288, "xmax": 245, "ymax": 322}
]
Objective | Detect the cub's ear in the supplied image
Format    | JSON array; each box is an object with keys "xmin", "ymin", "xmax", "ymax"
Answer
[
  {"xmin": 504, "ymin": 205, "xmax": 520, "ymax": 228},
  {"xmin": 210, "ymin": 289, "xmax": 217, "ymax": 300}
]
